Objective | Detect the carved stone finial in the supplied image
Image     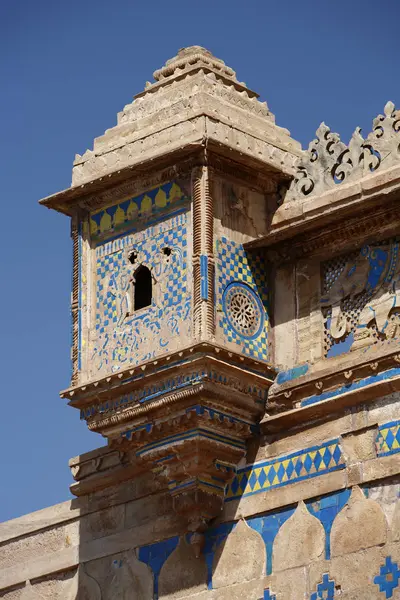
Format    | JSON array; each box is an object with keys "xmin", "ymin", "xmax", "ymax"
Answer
[{"xmin": 153, "ymin": 46, "xmax": 237, "ymax": 82}]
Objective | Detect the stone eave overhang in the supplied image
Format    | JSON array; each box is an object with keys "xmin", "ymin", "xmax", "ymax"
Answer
[
  {"xmin": 39, "ymin": 144, "xmax": 205, "ymax": 216},
  {"xmin": 39, "ymin": 124, "xmax": 297, "ymax": 217},
  {"xmin": 264, "ymin": 344, "xmax": 400, "ymax": 433},
  {"xmin": 245, "ymin": 163, "xmax": 400, "ymax": 259},
  {"xmin": 61, "ymin": 342, "xmax": 276, "ymax": 406}
]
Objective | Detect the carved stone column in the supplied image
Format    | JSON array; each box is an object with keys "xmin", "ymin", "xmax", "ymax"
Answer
[{"xmin": 192, "ymin": 164, "xmax": 215, "ymax": 340}]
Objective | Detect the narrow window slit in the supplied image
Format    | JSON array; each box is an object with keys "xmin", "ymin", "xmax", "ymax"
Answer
[{"xmin": 134, "ymin": 266, "xmax": 152, "ymax": 311}]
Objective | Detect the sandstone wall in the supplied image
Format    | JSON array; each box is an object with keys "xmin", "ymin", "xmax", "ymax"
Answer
[{"xmin": 1, "ymin": 392, "xmax": 399, "ymax": 599}]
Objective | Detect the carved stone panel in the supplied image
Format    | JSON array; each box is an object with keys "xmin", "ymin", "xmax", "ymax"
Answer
[{"xmin": 321, "ymin": 237, "xmax": 400, "ymax": 358}]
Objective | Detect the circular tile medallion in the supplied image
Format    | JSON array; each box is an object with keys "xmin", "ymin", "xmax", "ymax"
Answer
[{"xmin": 223, "ymin": 282, "xmax": 264, "ymax": 339}]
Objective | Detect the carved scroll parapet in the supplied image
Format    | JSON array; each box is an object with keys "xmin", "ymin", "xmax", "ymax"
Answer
[{"xmin": 286, "ymin": 101, "xmax": 400, "ymax": 202}]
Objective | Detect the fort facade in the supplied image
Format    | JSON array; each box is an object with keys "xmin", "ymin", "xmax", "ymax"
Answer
[{"xmin": 1, "ymin": 47, "xmax": 400, "ymax": 599}]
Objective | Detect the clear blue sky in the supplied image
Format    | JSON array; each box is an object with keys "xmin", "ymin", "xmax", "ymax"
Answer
[{"xmin": 1, "ymin": 0, "xmax": 399, "ymax": 522}]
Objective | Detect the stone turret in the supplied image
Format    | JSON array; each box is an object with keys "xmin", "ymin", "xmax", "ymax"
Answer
[{"xmin": 40, "ymin": 47, "xmax": 302, "ymax": 553}]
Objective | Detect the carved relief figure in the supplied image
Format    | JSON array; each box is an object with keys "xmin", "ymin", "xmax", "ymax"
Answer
[
  {"xmin": 91, "ymin": 215, "xmax": 190, "ymax": 376},
  {"xmin": 321, "ymin": 241, "xmax": 400, "ymax": 353}
]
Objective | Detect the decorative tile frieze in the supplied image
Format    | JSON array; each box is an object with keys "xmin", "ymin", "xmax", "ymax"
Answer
[
  {"xmin": 376, "ymin": 420, "xmax": 400, "ymax": 457},
  {"xmin": 306, "ymin": 489, "xmax": 351, "ymax": 559},
  {"xmin": 135, "ymin": 427, "xmax": 247, "ymax": 458},
  {"xmin": 301, "ymin": 365, "xmax": 400, "ymax": 408},
  {"xmin": 262, "ymin": 590, "xmax": 276, "ymax": 600},
  {"xmin": 268, "ymin": 348, "xmax": 400, "ymax": 422},
  {"xmin": 90, "ymin": 180, "xmax": 190, "ymax": 242},
  {"xmin": 79, "ymin": 369, "xmax": 268, "ymax": 422},
  {"xmin": 374, "ymin": 557, "xmax": 400, "ymax": 599},
  {"xmin": 138, "ymin": 536, "xmax": 179, "ymax": 598},
  {"xmin": 225, "ymin": 439, "xmax": 345, "ymax": 501}
]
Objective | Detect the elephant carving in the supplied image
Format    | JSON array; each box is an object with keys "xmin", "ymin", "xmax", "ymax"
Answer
[{"xmin": 321, "ymin": 242, "xmax": 400, "ymax": 351}]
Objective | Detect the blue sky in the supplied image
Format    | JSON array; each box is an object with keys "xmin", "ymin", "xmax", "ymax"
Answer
[{"xmin": 1, "ymin": 0, "xmax": 399, "ymax": 522}]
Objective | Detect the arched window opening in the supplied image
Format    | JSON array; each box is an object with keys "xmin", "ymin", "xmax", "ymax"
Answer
[{"xmin": 134, "ymin": 266, "xmax": 152, "ymax": 311}]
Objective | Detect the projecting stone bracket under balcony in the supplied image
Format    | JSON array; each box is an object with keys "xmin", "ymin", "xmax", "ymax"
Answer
[{"xmin": 63, "ymin": 343, "xmax": 275, "ymax": 551}]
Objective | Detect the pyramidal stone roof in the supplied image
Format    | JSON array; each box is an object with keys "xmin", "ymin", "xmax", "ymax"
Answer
[{"xmin": 72, "ymin": 46, "xmax": 302, "ymax": 186}]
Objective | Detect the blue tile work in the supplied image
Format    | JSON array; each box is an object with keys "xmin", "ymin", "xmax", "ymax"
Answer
[
  {"xmin": 135, "ymin": 427, "xmax": 246, "ymax": 458},
  {"xmin": 225, "ymin": 439, "xmax": 345, "ymax": 501},
  {"xmin": 136, "ymin": 487, "xmax": 355, "ymax": 596},
  {"xmin": 276, "ymin": 363, "xmax": 309, "ymax": 384},
  {"xmin": 310, "ymin": 573, "xmax": 335, "ymax": 600},
  {"xmin": 262, "ymin": 590, "xmax": 276, "ymax": 600},
  {"xmin": 321, "ymin": 239, "xmax": 400, "ymax": 358},
  {"xmin": 91, "ymin": 212, "xmax": 190, "ymax": 374},
  {"xmin": 216, "ymin": 237, "xmax": 269, "ymax": 361},
  {"xmin": 374, "ymin": 557, "xmax": 400, "ymax": 598},
  {"xmin": 376, "ymin": 419, "xmax": 400, "ymax": 457},
  {"xmin": 80, "ymin": 371, "xmax": 267, "ymax": 420},
  {"xmin": 138, "ymin": 536, "xmax": 179, "ymax": 598},
  {"xmin": 248, "ymin": 506, "xmax": 296, "ymax": 575},
  {"xmin": 200, "ymin": 254, "xmax": 208, "ymax": 300},
  {"xmin": 301, "ymin": 366, "xmax": 400, "ymax": 408},
  {"xmin": 90, "ymin": 180, "xmax": 190, "ymax": 241},
  {"xmin": 306, "ymin": 489, "xmax": 351, "ymax": 559}
]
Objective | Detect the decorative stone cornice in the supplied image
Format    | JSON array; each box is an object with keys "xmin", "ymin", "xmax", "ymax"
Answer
[
  {"xmin": 286, "ymin": 101, "xmax": 400, "ymax": 202},
  {"xmin": 247, "ymin": 160, "xmax": 400, "ymax": 259},
  {"xmin": 64, "ymin": 342, "xmax": 275, "ymax": 549},
  {"xmin": 62, "ymin": 342, "xmax": 275, "ymax": 403},
  {"xmin": 265, "ymin": 344, "xmax": 400, "ymax": 433},
  {"xmin": 246, "ymin": 102, "xmax": 400, "ymax": 258}
]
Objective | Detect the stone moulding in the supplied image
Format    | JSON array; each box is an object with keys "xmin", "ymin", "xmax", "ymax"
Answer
[
  {"xmin": 64, "ymin": 342, "xmax": 275, "ymax": 551},
  {"xmin": 62, "ymin": 342, "xmax": 274, "ymax": 405},
  {"xmin": 152, "ymin": 46, "xmax": 237, "ymax": 84},
  {"xmin": 40, "ymin": 148, "xmax": 280, "ymax": 221},
  {"xmin": 70, "ymin": 115, "xmax": 299, "ymax": 188},
  {"xmin": 265, "ymin": 347, "xmax": 400, "ymax": 432},
  {"xmin": 247, "ymin": 160, "xmax": 400, "ymax": 259}
]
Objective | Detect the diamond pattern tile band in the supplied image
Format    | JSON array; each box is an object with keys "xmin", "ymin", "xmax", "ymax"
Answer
[
  {"xmin": 225, "ymin": 439, "xmax": 345, "ymax": 501},
  {"xmin": 376, "ymin": 419, "xmax": 400, "ymax": 457}
]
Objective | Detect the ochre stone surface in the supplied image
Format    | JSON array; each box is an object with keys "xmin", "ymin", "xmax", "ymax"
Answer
[
  {"xmin": 212, "ymin": 520, "xmax": 265, "ymax": 589},
  {"xmin": 331, "ymin": 486, "xmax": 387, "ymax": 556},
  {"xmin": 272, "ymin": 501, "xmax": 325, "ymax": 571},
  {"xmin": 159, "ymin": 537, "xmax": 207, "ymax": 599}
]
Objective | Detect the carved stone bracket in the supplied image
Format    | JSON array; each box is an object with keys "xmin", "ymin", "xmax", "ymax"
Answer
[
  {"xmin": 117, "ymin": 403, "xmax": 250, "ymax": 556},
  {"xmin": 67, "ymin": 344, "xmax": 275, "ymax": 551}
]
